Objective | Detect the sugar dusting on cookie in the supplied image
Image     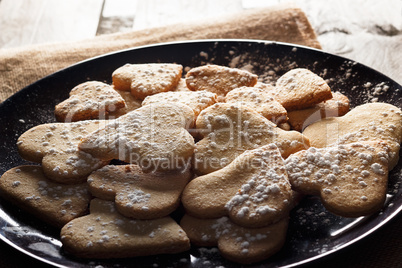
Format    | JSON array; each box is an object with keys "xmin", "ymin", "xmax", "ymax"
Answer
[
  {"xmin": 60, "ymin": 199, "xmax": 190, "ymax": 259},
  {"xmin": 17, "ymin": 121, "xmax": 107, "ymax": 183},
  {"xmin": 285, "ymin": 141, "xmax": 390, "ymax": 217},
  {"xmin": 225, "ymin": 144, "xmax": 290, "ymax": 220}
]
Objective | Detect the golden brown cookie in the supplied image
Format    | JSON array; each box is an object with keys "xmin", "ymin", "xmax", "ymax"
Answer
[
  {"xmin": 183, "ymin": 144, "xmax": 294, "ymax": 228},
  {"xmin": 112, "ymin": 63, "xmax": 183, "ymax": 99},
  {"xmin": 302, "ymin": 102, "xmax": 402, "ymax": 169},
  {"xmin": 55, "ymin": 81, "xmax": 126, "ymax": 122},
  {"xmin": 225, "ymin": 86, "xmax": 288, "ymax": 124},
  {"xmin": 17, "ymin": 120, "xmax": 108, "ymax": 183},
  {"xmin": 87, "ymin": 164, "xmax": 192, "ymax": 219},
  {"xmin": 287, "ymin": 91, "xmax": 350, "ymax": 131},
  {"xmin": 79, "ymin": 103, "xmax": 195, "ymax": 172},
  {"xmin": 273, "ymin": 68, "xmax": 333, "ymax": 111},
  {"xmin": 0, "ymin": 166, "xmax": 90, "ymax": 227},
  {"xmin": 106, "ymin": 89, "xmax": 142, "ymax": 119},
  {"xmin": 142, "ymin": 90, "xmax": 218, "ymax": 118},
  {"xmin": 180, "ymin": 214, "xmax": 288, "ymax": 264},
  {"xmin": 172, "ymin": 78, "xmax": 191, "ymax": 92},
  {"xmin": 185, "ymin": 65, "xmax": 258, "ymax": 98},
  {"xmin": 60, "ymin": 198, "xmax": 190, "ymax": 259},
  {"xmin": 194, "ymin": 103, "xmax": 310, "ymax": 175},
  {"xmin": 286, "ymin": 141, "xmax": 391, "ymax": 217}
]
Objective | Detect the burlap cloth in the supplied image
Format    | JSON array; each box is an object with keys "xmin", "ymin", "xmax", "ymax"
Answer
[{"xmin": 0, "ymin": 4, "xmax": 400, "ymax": 268}]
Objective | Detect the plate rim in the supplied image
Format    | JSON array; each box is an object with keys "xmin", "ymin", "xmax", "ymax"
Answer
[{"xmin": 0, "ymin": 38, "xmax": 401, "ymax": 268}]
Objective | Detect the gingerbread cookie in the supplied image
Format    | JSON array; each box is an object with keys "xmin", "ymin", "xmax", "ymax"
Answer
[
  {"xmin": 17, "ymin": 120, "xmax": 107, "ymax": 183},
  {"xmin": 302, "ymin": 102, "xmax": 402, "ymax": 169},
  {"xmin": 55, "ymin": 81, "xmax": 126, "ymax": 122},
  {"xmin": 112, "ymin": 63, "xmax": 183, "ymax": 99},
  {"xmin": 87, "ymin": 164, "xmax": 192, "ymax": 219},
  {"xmin": 185, "ymin": 65, "xmax": 258, "ymax": 98},
  {"xmin": 60, "ymin": 198, "xmax": 190, "ymax": 258},
  {"xmin": 142, "ymin": 90, "xmax": 218, "ymax": 118},
  {"xmin": 286, "ymin": 141, "xmax": 391, "ymax": 217},
  {"xmin": 0, "ymin": 166, "xmax": 90, "ymax": 227},
  {"xmin": 180, "ymin": 214, "xmax": 288, "ymax": 264},
  {"xmin": 183, "ymin": 144, "xmax": 294, "ymax": 228},
  {"xmin": 287, "ymin": 91, "xmax": 350, "ymax": 131},
  {"xmin": 225, "ymin": 86, "xmax": 288, "ymax": 124},
  {"xmin": 273, "ymin": 68, "xmax": 333, "ymax": 111},
  {"xmin": 194, "ymin": 103, "xmax": 309, "ymax": 175},
  {"xmin": 79, "ymin": 102, "xmax": 195, "ymax": 171}
]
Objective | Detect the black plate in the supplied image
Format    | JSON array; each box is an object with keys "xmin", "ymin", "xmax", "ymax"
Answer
[{"xmin": 0, "ymin": 40, "xmax": 401, "ymax": 268}]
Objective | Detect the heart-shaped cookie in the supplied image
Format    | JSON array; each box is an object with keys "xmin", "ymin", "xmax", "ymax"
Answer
[
  {"xmin": 185, "ymin": 65, "xmax": 258, "ymax": 99},
  {"xmin": 285, "ymin": 141, "xmax": 391, "ymax": 217},
  {"xmin": 106, "ymin": 89, "xmax": 142, "ymax": 119},
  {"xmin": 60, "ymin": 198, "xmax": 190, "ymax": 258},
  {"xmin": 79, "ymin": 102, "xmax": 195, "ymax": 171},
  {"xmin": 17, "ymin": 120, "xmax": 108, "ymax": 183},
  {"xmin": 0, "ymin": 166, "xmax": 90, "ymax": 227},
  {"xmin": 112, "ymin": 63, "xmax": 183, "ymax": 99},
  {"xmin": 302, "ymin": 102, "xmax": 402, "ymax": 169},
  {"xmin": 273, "ymin": 68, "xmax": 333, "ymax": 111},
  {"xmin": 183, "ymin": 144, "xmax": 295, "ymax": 228},
  {"xmin": 287, "ymin": 91, "xmax": 350, "ymax": 131},
  {"xmin": 142, "ymin": 90, "xmax": 218, "ymax": 119},
  {"xmin": 87, "ymin": 164, "xmax": 192, "ymax": 219},
  {"xmin": 194, "ymin": 103, "xmax": 309, "ymax": 175},
  {"xmin": 225, "ymin": 86, "xmax": 288, "ymax": 124},
  {"xmin": 55, "ymin": 81, "xmax": 126, "ymax": 122},
  {"xmin": 180, "ymin": 214, "xmax": 288, "ymax": 264}
]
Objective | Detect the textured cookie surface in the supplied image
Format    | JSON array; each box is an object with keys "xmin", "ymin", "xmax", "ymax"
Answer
[
  {"xmin": 180, "ymin": 214, "xmax": 288, "ymax": 264},
  {"xmin": 273, "ymin": 68, "xmax": 332, "ymax": 111},
  {"xmin": 225, "ymin": 86, "xmax": 288, "ymax": 124},
  {"xmin": 185, "ymin": 65, "xmax": 258, "ymax": 97},
  {"xmin": 17, "ymin": 120, "xmax": 107, "ymax": 183},
  {"xmin": 183, "ymin": 144, "xmax": 294, "ymax": 228},
  {"xmin": 55, "ymin": 81, "xmax": 126, "ymax": 122},
  {"xmin": 302, "ymin": 102, "xmax": 402, "ymax": 169},
  {"xmin": 107, "ymin": 89, "xmax": 142, "ymax": 118},
  {"xmin": 0, "ymin": 166, "xmax": 90, "ymax": 227},
  {"xmin": 79, "ymin": 103, "xmax": 195, "ymax": 171},
  {"xmin": 194, "ymin": 103, "xmax": 309, "ymax": 175},
  {"xmin": 87, "ymin": 164, "xmax": 192, "ymax": 219},
  {"xmin": 287, "ymin": 92, "xmax": 350, "ymax": 131},
  {"xmin": 112, "ymin": 63, "xmax": 183, "ymax": 99},
  {"xmin": 60, "ymin": 199, "xmax": 190, "ymax": 259},
  {"xmin": 285, "ymin": 141, "xmax": 390, "ymax": 217},
  {"xmin": 142, "ymin": 90, "xmax": 217, "ymax": 118},
  {"xmin": 172, "ymin": 78, "xmax": 191, "ymax": 92}
]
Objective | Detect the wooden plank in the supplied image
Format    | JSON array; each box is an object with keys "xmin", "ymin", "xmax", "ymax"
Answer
[
  {"xmin": 133, "ymin": 0, "xmax": 243, "ymax": 30},
  {"xmin": 97, "ymin": 0, "xmax": 137, "ymax": 35},
  {"xmin": 0, "ymin": 0, "xmax": 103, "ymax": 48},
  {"xmin": 296, "ymin": 0, "xmax": 402, "ymax": 84},
  {"xmin": 243, "ymin": 0, "xmax": 402, "ymax": 84}
]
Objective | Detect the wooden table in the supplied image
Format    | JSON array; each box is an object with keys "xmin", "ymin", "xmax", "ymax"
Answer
[{"xmin": 0, "ymin": 0, "xmax": 401, "ymax": 268}]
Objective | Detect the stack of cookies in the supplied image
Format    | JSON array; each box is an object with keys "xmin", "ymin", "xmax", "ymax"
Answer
[{"xmin": 0, "ymin": 62, "xmax": 401, "ymax": 264}]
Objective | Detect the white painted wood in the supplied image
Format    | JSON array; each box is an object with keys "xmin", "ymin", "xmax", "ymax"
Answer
[
  {"xmin": 295, "ymin": 0, "xmax": 402, "ymax": 84},
  {"xmin": 97, "ymin": 0, "xmax": 137, "ymax": 35},
  {"xmin": 0, "ymin": 0, "xmax": 103, "ymax": 48},
  {"xmin": 242, "ymin": 0, "xmax": 402, "ymax": 84},
  {"xmin": 132, "ymin": 0, "xmax": 243, "ymax": 30},
  {"xmin": 102, "ymin": 0, "xmax": 137, "ymax": 17}
]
